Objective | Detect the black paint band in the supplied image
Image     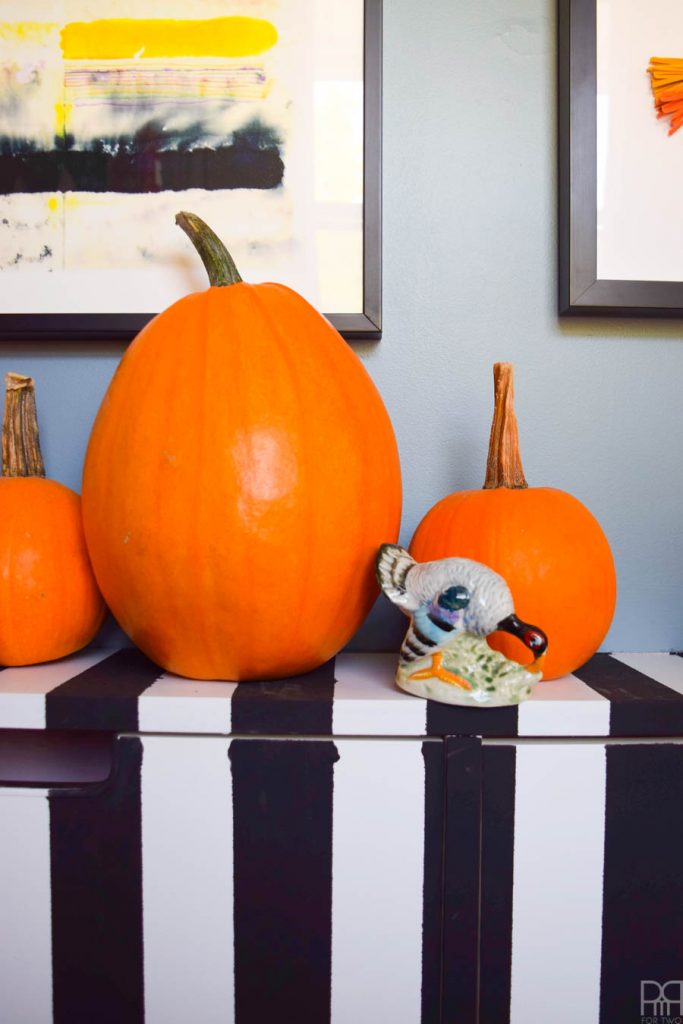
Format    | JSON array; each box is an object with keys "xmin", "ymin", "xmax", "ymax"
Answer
[
  {"xmin": 45, "ymin": 647, "xmax": 162, "ymax": 732},
  {"xmin": 230, "ymin": 738, "xmax": 338, "ymax": 1023},
  {"xmin": 441, "ymin": 737, "xmax": 481, "ymax": 1022},
  {"xmin": 600, "ymin": 743, "xmax": 683, "ymax": 1021},
  {"xmin": 231, "ymin": 659, "xmax": 336, "ymax": 736},
  {"xmin": 427, "ymin": 699, "xmax": 519, "ymax": 738},
  {"xmin": 49, "ymin": 737, "xmax": 145, "ymax": 1024},
  {"xmin": 479, "ymin": 744, "xmax": 516, "ymax": 1024},
  {"xmin": 573, "ymin": 653, "xmax": 683, "ymax": 736},
  {"xmin": 0, "ymin": 143, "xmax": 283, "ymax": 195}
]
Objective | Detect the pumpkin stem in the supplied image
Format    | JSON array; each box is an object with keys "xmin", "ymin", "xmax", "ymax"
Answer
[
  {"xmin": 483, "ymin": 362, "xmax": 528, "ymax": 489},
  {"xmin": 175, "ymin": 211, "xmax": 243, "ymax": 287},
  {"xmin": 2, "ymin": 373, "xmax": 46, "ymax": 478}
]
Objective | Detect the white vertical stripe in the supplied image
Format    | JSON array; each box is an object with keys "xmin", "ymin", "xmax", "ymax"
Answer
[
  {"xmin": 509, "ymin": 743, "xmax": 606, "ymax": 1024},
  {"xmin": 518, "ymin": 674, "xmax": 611, "ymax": 736},
  {"xmin": 138, "ymin": 675, "xmax": 237, "ymax": 734},
  {"xmin": 141, "ymin": 736, "xmax": 234, "ymax": 1024},
  {"xmin": 611, "ymin": 651, "xmax": 683, "ymax": 694},
  {"xmin": 331, "ymin": 739, "xmax": 425, "ymax": 1024},
  {"xmin": 0, "ymin": 788, "xmax": 52, "ymax": 1023},
  {"xmin": 0, "ymin": 648, "xmax": 111, "ymax": 728},
  {"xmin": 333, "ymin": 654, "xmax": 427, "ymax": 735}
]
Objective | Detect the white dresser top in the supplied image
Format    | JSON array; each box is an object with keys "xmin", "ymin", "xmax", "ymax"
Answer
[{"xmin": 1, "ymin": 647, "xmax": 682, "ymax": 739}]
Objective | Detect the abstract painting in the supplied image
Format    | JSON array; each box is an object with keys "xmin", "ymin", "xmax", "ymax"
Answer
[{"xmin": 0, "ymin": 1, "xmax": 377, "ymax": 338}]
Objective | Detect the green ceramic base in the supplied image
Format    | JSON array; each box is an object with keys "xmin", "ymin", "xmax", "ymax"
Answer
[{"xmin": 395, "ymin": 633, "xmax": 542, "ymax": 707}]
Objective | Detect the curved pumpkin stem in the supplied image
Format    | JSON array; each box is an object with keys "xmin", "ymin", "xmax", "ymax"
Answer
[
  {"xmin": 175, "ymin": 211, "xmax": 243, "ymax": 288},
  {"xmin": 483, "ymin": 362, "xmax": 528, "ymax": 490},
  {"xmin": 2, "ymin": 373, "xmax": 46, "ymax": 478}
]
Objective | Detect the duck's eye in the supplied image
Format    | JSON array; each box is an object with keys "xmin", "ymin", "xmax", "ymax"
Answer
[
  {"xmin": 524, "ymin": 629, "xmax": 546, "ymax": 651},
  {"xmin": 438, "ymin": 585, "xmax": 470, "ymax": 611}
]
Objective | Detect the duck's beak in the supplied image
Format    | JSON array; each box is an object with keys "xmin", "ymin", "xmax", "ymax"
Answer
[{"xmin": 496, "ymin": 613, "xmax": 548, "ymax": 672}]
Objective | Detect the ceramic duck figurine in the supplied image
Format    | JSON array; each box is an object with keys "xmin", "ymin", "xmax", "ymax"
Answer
[{"xmin": 376, "ymin": 543, "xmax": 548, "ymax": 707}]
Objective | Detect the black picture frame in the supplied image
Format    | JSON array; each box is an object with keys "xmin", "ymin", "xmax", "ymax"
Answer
[
  {"xmin": 0, "ymin": 1, "xmax": 382, "ymax": 342},
  {"xmin": 559, "ymin": 0, "xmax": 683, "ymax": 317}
]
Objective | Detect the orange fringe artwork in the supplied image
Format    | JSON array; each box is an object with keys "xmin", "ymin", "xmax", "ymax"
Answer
[{"xmin": 648, "ymin": 57, "xmax": 683, "ymax": 136}]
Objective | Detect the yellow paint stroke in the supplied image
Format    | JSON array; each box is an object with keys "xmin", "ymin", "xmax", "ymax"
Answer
[
  {"xmin": 60, "ymin": 17, "xmax": 278, "ymax": 60},
  {"xmin": 47, "ymin": 196, "xmax": 59, "ymax": 212},
  {"xmin": 0, "ymin": 22, "xmax": 58, "ymax": 45},
  {"xmin": 54, "ymin": 101, "xmax": 73, "ymax": 136}
]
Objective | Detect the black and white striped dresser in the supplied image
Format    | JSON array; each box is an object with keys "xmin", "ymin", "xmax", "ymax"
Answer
[{"xmin": 1, "ymin": 647, "xmax": 682, "ymax": 1024}]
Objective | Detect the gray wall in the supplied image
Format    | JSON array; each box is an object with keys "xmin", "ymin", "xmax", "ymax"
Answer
[{"xmin": 1, "ymin": 0, "xmax": 681, "ymax": 656}]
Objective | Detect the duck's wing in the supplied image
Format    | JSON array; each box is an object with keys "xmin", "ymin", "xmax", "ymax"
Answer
[{"xmin": 375, "ymin": 543, "xmax": 421, "ymax": 611}]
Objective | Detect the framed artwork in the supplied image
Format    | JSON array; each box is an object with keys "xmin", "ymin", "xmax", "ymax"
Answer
[
  {"xmin": 0, "ymin": 0, "xmax": 381, "ymax": 340},
  {"xmin": 559, "ymin": 0, "xmax": 683, "ymax": 316}
]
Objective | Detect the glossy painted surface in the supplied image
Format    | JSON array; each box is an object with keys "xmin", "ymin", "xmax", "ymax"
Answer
[
  {"xmin": 82, "ymin": 282, "xmax": 401, "ymax": 680},
  {"xmin": 410, "ymin": 486, "xmax": 616, "ymax": 680},
  {"xmin": 0, "ymin": 477, "xmax": 106, "ymax": 665}
]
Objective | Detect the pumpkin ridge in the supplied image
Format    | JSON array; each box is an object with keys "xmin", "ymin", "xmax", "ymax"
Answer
[
  {"xmin": 238, "ymin": 282, "xmax": 398, "ymax": 660},
  {"xmin": 302, "ymin": 286, "xmax": 399, "ymax": 639},
  {"xmin": 256, "ymin": 288, "xmax": 317, "ymax": 652},
  {"xmin": 233, "ymin": 280, "xmax": 296, "ymax": 663},
  {"xmin": 242, "ymin": 282, "xmax": 351, "ymax": 658},
  {"xmin": 195, "ymin": 288, "xmax": 220, "ymax": 668},
  {"xmin": 228, "ymin": 284, "xmax": 303, "ymax": 643}
]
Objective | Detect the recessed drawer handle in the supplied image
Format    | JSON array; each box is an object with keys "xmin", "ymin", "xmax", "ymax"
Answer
[{"xmin": 0, "ymin": 729, "xmax": 114, "ymax": 788}]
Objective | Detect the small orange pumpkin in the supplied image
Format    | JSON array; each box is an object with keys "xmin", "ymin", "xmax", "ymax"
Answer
[
  {"xmin": 82, "ymin": 213, "xmax": 401, "ymax": 680},
  {"xmin": 409, "ymin": 363, "xmax": 616, "ymax": 679},
  {"xmin": 0, "ymin": 373, "xmax": 106, "ymax": 666}
]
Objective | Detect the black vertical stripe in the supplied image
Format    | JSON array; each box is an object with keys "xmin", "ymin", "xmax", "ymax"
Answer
[
  {"xmin": 231, "ymin": 659, "xmax": 335, "ymax": 735},
  {"xmin": 421, "ymin": 740, "xmax": 445, "ymax": 1024},
  {"xmin": 600, "ymin": 744, "xmax": 683, "ymax": 1022},
  {"xmin": 441, "ymin": 737, "xmax": 481, "ymax": 1023},
  {"xmin": 427, "ymin": 700, "xmax": 518, "ymax": 738},
  {"xmin": 50, "ymin": 736, "xmax": 144, "ymax": 1024},
  {"xmin": 479, "ymin": 745, "xmax": 516, "ymax": 1024},
  {"xmin": 45, "ymin": 647, "xmax": 162, "ymax": 731},
  {"xmin": 573, "ymin": 654, "xmax": 683, "ymax": 736},
  {"xmin": 230, "ymin": 738, "xmax": 338, "ymax": 1023}
]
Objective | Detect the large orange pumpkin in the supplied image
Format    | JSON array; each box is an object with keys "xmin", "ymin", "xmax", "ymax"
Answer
[
  {"xmin": 409, "ymin": 363, "xmax": 616, "ymax": 679},
  {"xmin": 82, "ymin": 213, "xmax": 401, "ymax": 680},
  {"xmin": 0, "ymin": 373, "xmax": 106, "ymax": 666}
]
